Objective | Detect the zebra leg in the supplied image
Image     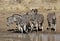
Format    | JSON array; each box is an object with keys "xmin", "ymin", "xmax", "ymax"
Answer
[
  {"xmin": 54, "ymin": 24, "xmax": 56, "ymax": 31},
  {"xmin": 41, "ymin": 26, "xmax": 43, "ymax": 31},
  {"xmin": 17, "ymin": 24, "xmax": 23, "ymax": 33},
  {"xmin": 51, "ymin": 24, "xmax": 56, "ymax": 31},
  {"xmin": 23, "ymin": 24, "xmax": 28, "ymax": 33},
  {"xmin": 20, "ymin": 27, "xmax": 23, "ymax": 33},
  {"xmin": 35, "ymin": 23, "xmax": 38, "ymax": 32},
  {"xmin": 47, "ymin": 22, "xmax": 51, "ymax": 30},
  {"xmin": 30, "ymin": 23, "xmax": 34, "ymax": 32},
  {"xmin": 38, "ymin": 23, "xmax": 43, "ymax": 31}
]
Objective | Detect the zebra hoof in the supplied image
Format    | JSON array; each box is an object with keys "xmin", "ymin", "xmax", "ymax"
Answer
[
  {"xmin": 47, "ymin": 28, "xmax": 49, "ymax": 30},
  {"xmin": 51, "ymin": 28, "xmax": 55, "ymax": 31},
  {"xmin": 28, "ymin": 29, "xmax": 31, "ymax": 32},
  {"xmin": 38, "ymin": 29, "xmax": 42, "ymax": 31},
  {"xmin": 23, "ymin": 30, "xmax": 28, "ymax": 33}
]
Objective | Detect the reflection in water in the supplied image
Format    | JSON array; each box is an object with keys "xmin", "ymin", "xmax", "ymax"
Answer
[
  {"xmin": 0, "ymin": 33, "xmax": 60, "ymax": 41},
  {"xmin": 47, "ymin": 34, "xmax": 56, "ymax": 41},
  {"xmin": 28, "ymin": 33, "xmax": 43, "ymax": 41},
  {"xmin": 28, "ymin": 33, "xmax": 56, "ymax": 41},
  {"xmin": 42, "ymin": 34, "xmax": 56, "ymax": 41}
]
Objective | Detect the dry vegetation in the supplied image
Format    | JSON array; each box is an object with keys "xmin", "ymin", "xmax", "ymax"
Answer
[{"xmin": 0, "ymin": 0, "xmax": 60, "ymax": 32}]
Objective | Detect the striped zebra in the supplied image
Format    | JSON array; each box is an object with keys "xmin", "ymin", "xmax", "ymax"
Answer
[
  {"xmin": 21, "ymin": 10, "xmax": 37, "ymax": 32},
  {"xmin": 34, "ymin": 13, "xmax": 44, "ymax": 31},
  {"xmin": 47, "ymin": 12, "xmax": 56, "ymax": 31},
  {"xmin": 32, "ymin": 9, "xmax": 44, "ymax": 31},
  {"xmin": 20, "ymin": 13, "xmax": 32, "ymax": 33},
  {"xmin": 27, "ymin": 9, "xmax": 44, "ymax": 32},
  {"xmin": 24, "ymin": 9, "xmax": 38, "ymax": 32},
  {"xmin": 7, "ymin": 14, "xmax": 28, "ymax": 33}
]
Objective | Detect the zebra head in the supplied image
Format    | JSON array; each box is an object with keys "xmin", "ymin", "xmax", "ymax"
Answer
[
  {"xmin": 12, "ymin": 14, "xmax": 22, "ymax": 22},
  {"xmin": 7, "ymin": 14, "xmax": 22, "ymax": 26},
  {"xmin": 7, "ymin": 16, "xmax": 14, "ymax": 26}
]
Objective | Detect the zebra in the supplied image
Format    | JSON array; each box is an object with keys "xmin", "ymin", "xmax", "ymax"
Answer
[
  {"xmin": 20, "ymin": 13, "xmax": 32, "ymax": 33},
  {"xmin": 34, "ymin": 13, "xmax": 44, "ymax": 31},
  {"xmin": 7, "ymin": 14, "xmax": 27, "ymax": 33},
  {"xmin": 47, "ymin": 12, "xmax": 56, "ymax": 31},
  {"xmin": 24, "ymin": 9, "xmax": 38, "ymax": 32},
  {"xmin": 32, "ymin": 9, "xmax": 44, "ymax": 31},
  {"xmin": 19, "ymin": 9, "xmax": 37, "ymax": 32},
  {"xmin": 21, "ymin": 10, "xmax": 37, "ymax": 32},
  {"xmin": 27, "ymin": 9, "xmax": 44, "ymax": 32}
]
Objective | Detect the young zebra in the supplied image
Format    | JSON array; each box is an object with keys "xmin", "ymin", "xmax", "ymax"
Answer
[{"xmin": 47, "ymin": 12, "xmax": 56, "ymax": 31}]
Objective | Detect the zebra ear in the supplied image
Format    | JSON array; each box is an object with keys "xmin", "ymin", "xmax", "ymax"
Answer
[
  {"xmin": 26, "ymin": 12, "xmax": 28, "ymax": 15},
  {"xmin": 53, "ymin": 12, "xmax": 55, "ymax": 15},
  {"xmin": 34, "ymin": 9, "xmax": 38, "ymax": 12}
]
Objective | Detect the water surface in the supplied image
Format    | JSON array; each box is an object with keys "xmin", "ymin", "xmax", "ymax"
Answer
[{"xmin": 0, "ymin": 32, "xmax": 60, "ymax": 41}]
